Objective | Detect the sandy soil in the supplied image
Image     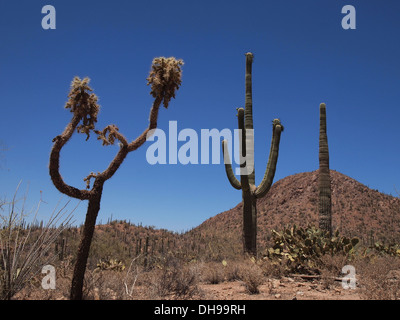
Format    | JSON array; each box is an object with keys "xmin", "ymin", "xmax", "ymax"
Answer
[
  {"xmin": 197, "ymin": 277, "xmax": 360, "ymax": 300},
  {"xmin": 13, "ymin": 273, "xmax": 362, "ymax": 300}
]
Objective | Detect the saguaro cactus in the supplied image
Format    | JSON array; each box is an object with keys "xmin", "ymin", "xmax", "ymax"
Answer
[
  {"xmin": 222, "ymin": 53, "xmax": 284, "ymax": 256},
  {"xmin": 318, "ymin": 103, "xmax": 332, "ymax": 236},
  {"xmin": 49, "ymin": 57, "xmax": 183, "ymax": 300}
]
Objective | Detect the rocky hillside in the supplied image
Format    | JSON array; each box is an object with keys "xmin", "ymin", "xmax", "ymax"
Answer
[
  {"xmin": 189, "ymin": 170, "xmax": 400, "ymax": 250},
  {"xmin": 55, "ymin": 170, "xmax": 400, "ymax": 263}
]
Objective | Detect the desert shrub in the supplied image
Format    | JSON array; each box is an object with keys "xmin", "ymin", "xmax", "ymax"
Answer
[
  {"xmin": 223, "ymin": 260, "xmax": 243, "ymax": 282},
  {"xmin": 201, "ymin": 262, "xmax": 225, "ymax": 284},
  {"xmin": 82, "ymin": 269, "xmax": 124, "ymax": 300},
  {"xmin": 150, "ymin": 255, "xmax": 199, "ymax": 298},
  {"xmin": 318, "ymin": 254, "xmax": 350, "ymax": 289},
  {"xmin": 355, "ymin": 256, "xmax": 400, "ymax": 300},
  {"xmin": 0, "ymin": 183, "xmax": 73, "ymax": 300},
  {"xmin": 80, "ymin": 255, "xmax": 143, "ymax": 300},
  {"xmin": 239, "ymin": 262, "xmax": 265, "ymax": 294},
  {"xmin": 260, "ymin": 258, "xmax": 286, "ymax": 279}
]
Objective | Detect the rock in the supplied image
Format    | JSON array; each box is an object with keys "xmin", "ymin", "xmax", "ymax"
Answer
[
  {"xmin": 386, "ymin": 270, "xmax": 400, "ymax": 282},
  {"xmin": 283, "ymin": 277, "xmax": 295, "ymax": 282},
  {"xmin": 274, "ymin": 294, "xmax": 281, "ymax": 299},
  {"xmin": 272, "ymin": 280, "xmax": 282, "ymax": 288},
  {"xmin": 94, "ymin": 287, "xmax": 100, "ymax": 300}
]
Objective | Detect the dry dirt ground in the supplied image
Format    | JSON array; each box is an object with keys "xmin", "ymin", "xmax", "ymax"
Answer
[
  {"xmin": 197, "ymin": 278, "xmax": 360, "ymax": 300},
  {"xmin": 128, "ymin": 276, "xmax": 361, "ymax": 301},
  {"xmin": 14, "ymin": 276, "xmax": 361, "ymax": 300}
]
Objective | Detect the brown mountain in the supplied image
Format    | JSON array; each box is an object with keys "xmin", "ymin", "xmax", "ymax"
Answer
[
  {"xmin": 63, "ymin": 170, "xmax": 400, "ymax": 263},
  {"xmin": 190, "ymin": 170, "xmax": 400, "ymax": 251}
]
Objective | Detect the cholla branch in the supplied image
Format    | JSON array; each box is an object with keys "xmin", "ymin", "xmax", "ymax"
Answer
[
  {"xmin": 65, "ymin": 77, "xmax": 100, "ymax": 141},
  {"xmin": 127, "ymin": 57, "xmax": 183, "ymax": 152},
  {"xmin": 49, "ymin": 77, "xmax": 101, "ymax": 200},
  {"xmin": 83, "ymin": 172, "xmax": 99, "ymax": 190},
  {"xmin": 147, "ymin": 57, "xmax": 184, "ymax": 109},
  {"xmin": 94, "ymin": 125, "xmax": 128, "ymax": 147}
]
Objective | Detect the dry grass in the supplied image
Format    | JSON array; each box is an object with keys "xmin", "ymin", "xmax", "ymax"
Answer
[
  {"xmin": 201, "ymin": 259, "xmax": 268, "ymax": 295},
  {"xmin": 318, "ymin": 254, "xmax": 351, "ymax": 290},
  {"xmin": 239, "ymin": 263, "xmax": 266, "ymax": 294},
  {"xmin": 259, "ymin": 258, "xmax": 287, "ymax": 279},
  {"xmin": 201, "ymin": 262, "xmax": 225, "ymax": 284},
  {"xmin": 11, "ymin": 254, "xmax": 400, "ymax": 300},
  {"xmin": 355, "ymin": 255, "xmax": 400, "ymax": 300},
  {"xmin": 0, "ymin": 185, "xmax": 74, "ymax": 300},
  {"xmin": 147, "ymin": 255, "xmax": 200, "ymax": 299},
  {"xmin": 224, "ymin": 260, "xmax": 244, "ymax": 281},
  {"xmin": 7, "ymin": 218, "xmax": 400, "ymax": 300}
]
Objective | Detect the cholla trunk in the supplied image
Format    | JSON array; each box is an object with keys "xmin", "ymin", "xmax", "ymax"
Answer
[
  {"xmin": 70, "ymin": 185, "xmax": 103, "ymax": 300},
  {"xmin": 318, "ymin": 103, "xmax": 332, "ymax": 236}
]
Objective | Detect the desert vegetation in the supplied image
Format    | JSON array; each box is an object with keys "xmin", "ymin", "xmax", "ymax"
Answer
[
  {"xmin": 1, "ymin": 54, "xmax": 399, "ymax": 301},
  {"xmin": 48, "ymin": 57, "xmax": 183, "ymax": 299},
  {"xmin": 222, "ymin": 52, "xmax": 284, "ymax": 256},
  {"xmin": 0, "ymin": 183, "xmax": 73, "ymax": 299},
  {"xmin": 318, "ymin": 103, "xmax": 332, "ymax": 235},
  {"xmin": 1, "ymin": 210, "xmax": 399, "ymax": 300}
]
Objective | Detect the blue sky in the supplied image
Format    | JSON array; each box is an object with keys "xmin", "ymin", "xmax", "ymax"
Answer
[{"xmin": 1, "ymin": 0, "xmax": 399, "ymax": 232}]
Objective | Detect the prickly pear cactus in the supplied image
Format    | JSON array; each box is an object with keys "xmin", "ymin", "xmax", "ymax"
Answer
[
  {"xmin": 265, "ymin": 225, "xmax": 359, "ymax": 273},
  {"xmin": 95, "ymin": 259, "xmax": 126, "ymax": 272}
]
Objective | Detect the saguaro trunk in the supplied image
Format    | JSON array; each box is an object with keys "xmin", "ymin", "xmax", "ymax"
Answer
[
  {"xmin": 242, "ymin": 191, "xmax": 257, "ymax": 256},
  {"xmin": 318, "ymin": 103, "xmax": 332, "ymax": 236},
  {"xmin": 242, "ymin": 53, "xmax": 257, "ymax": 256},
  {"xmin": 222, "ymin": 53, "xmax": 284, "ymax": 257}
]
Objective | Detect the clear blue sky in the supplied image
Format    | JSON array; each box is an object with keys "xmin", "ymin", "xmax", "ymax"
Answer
[{"xmin": 1, "ymin": 0, "xmax": 399, "ymax": 232}]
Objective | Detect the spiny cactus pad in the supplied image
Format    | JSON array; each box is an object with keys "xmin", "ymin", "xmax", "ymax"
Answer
[{"xmin": 265, "ymin": 225, "xmax": 359, "ymax": 273}]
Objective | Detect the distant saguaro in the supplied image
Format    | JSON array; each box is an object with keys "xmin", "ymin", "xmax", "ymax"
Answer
[{"xmin": 318, "ymin": 103, "xmax": 332, "ymax": 236}]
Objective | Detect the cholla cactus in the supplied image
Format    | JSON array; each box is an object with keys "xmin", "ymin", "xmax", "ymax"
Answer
[
  {"xmin": 147, "ymin": 57, "xmax": 184, "ymax": 109},
  {"xmin": 49, "ymin": 57, "xmax": 183, "ymax": 300},
  {"xmin": 64, "ymin": 77, "xmax": 100, "ymax": 140}
]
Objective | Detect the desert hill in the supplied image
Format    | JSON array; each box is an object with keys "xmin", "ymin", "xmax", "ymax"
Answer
[
  {"xmin": 188, "ymin": 170, "xmax": 400, "ymax": 253},
  {"xmin": 76, "ymin": 170, "xmax": 400, "ymax": 262}
]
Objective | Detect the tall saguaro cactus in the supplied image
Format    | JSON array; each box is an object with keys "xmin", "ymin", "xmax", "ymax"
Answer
[
  {"xmin": 49, "ymin": 57, "xmax": 183, "ymax": 300},
  {"xmin": 222, "ymin": 53, "xmax": 284, "ymax": 256},
  {"xmin": 318, "ymin": 103, "xmax": 332, "ymax": 236}
]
